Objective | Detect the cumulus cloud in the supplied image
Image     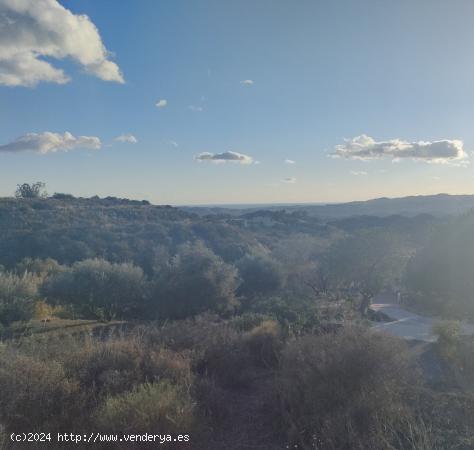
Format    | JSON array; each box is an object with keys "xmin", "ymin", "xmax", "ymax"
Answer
[
  {"xmin": 350, "ymin": 170, "xmax": 367, "ymax": 176},
  {"xmin": 0, "ymin": 131, "xmax": 101, "ymax": 154},
  {"xmin": 332, "ymin": 135, "xmax": 468, "ymax": 165},
  {"xmin": 114, "ymin": 134, "xmax": 137, "ymax": 144},
  {"xmin": 240, "ymin": 79, "xmax": 254, "ymax": 86},
  {"xmin": 188, "ymin": 105, "xmax": 203, "ymax": 112},
  {"xmin": 284, "ymin": 159, "xmax": 296, "ymax": 164},
  {"xmin": 195, "ymin": 151, "xmax": 254, "ymax": 165},
  {"xmin": 282, "ymin": 177, "xmax": 297, "ymax": 184},
  {"xmin": 0, "ymin": 0, "xmax": 124, "ymax": 87},
  {"xmin": 155, "ymin": 99, "xmax": 167, "ymax": 108}
]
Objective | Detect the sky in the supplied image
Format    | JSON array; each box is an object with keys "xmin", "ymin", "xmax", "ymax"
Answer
[{"xmin": 1, "ymin": 0, "xmax": 474, "ymax": 205}]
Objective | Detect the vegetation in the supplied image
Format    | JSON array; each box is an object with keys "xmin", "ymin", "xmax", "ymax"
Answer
[
  {"xmin": 277, "ymin": 327, "xmax": 428, "ymax": 449},
  {"xmin": 1, "ymin": 192, "xmax": 474, "ymax": 449},
  {"xmin": 406, "ymin": 212, "xmax": 474, "ymax": 320}
]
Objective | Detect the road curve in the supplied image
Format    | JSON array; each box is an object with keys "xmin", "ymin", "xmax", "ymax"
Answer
[{"xmin": 370, "ymin": 292, "xmax": 474, "ymax": 342}]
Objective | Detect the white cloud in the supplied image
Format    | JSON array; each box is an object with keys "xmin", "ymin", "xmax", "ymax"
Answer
[
  {"xmin": 168, "ymin": 140, "xmax": 179, "ymax": 148},
  {"xmin": 284, "ymin": 159, "xmax": 296, "ymax": 164},
  {"xmin": 0, "ymin": 0, "xmax": 124, "ymax": 87},
  {"xmin": 114, "ymin": 133, "xmax": 137, "ymax": 144},
  {"xmin": 188, "ymin": 105, "xmax": 203, "ymax": 112},
  {"xmin": 195, "ymin": 151, "xmax": 254, "ymax": 165},
  {"xmin": 0, "ymin": 131, "xmax": 101, "ymax": 154},
  {"xmin": 282, "ymin": 177, "xmax": 297, "ymax": 184},
  {"xmin": 332, "ymin": 134, "xmax": 468, "ymax": 165},
  {"xmin": 240, "ymin": 79, "xmax": 254, "ymax": 85},
  {"xmin": 350, "ymin": 170, "xmax": 368, "ymax": 176},
  {"xmin": 155, "ymin": 99, "xmax": 167, "ymax": 108}
]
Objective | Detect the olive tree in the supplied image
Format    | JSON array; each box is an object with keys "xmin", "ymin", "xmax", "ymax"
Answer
[
  {"xmin": 42, "ymin": 258, "xmax": 146, "ymax": 320},
  {"xmin": 236, "ymin": 253, "xmax": 286, "ymax": 301},
  {"xmin": 323, "ymin": 230, "xmax": 406, "ymax": 315},
  {"xmin": 151, "ymin": 242, "xmax": 240, "ymax": 320}
]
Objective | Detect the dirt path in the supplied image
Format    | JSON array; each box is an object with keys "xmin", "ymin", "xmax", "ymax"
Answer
[{"xmin": 370, "ymin": 291, "xmax": 474, "ymax": 342}]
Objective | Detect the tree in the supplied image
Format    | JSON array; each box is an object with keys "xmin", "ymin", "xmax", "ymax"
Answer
[
  {"xmin": 322, "ymin": 230, "xmax": 405, "ymax": 315},
  {"xmin": 42, "ymin": 259, "xmax": 146, "ymax": 320},
  {"xmin": 236, "ymin": 253, "xmax": 286, "ymax": 301},
  {"xmin": 151, "ymin": 242, "xmax": 240, "ymax": 320},
  {"xmin": 405, "ymin": 212, "xmax": 474, "ymax": 319},
  {"xmin": 15, "ymin": 182, "xmax": 47, "ymax": 199}
]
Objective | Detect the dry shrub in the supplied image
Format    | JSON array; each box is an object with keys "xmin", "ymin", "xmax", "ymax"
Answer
[
  {"xmin": 277, "ymin": 326, "xmax": 429, "ymax": 450},
  {"xmin": 193, "ymin": 376, "xmax": 232, "ymax": 423},
  {"xmin": 145, "ymin": 313, "xmax": 224, "ymax": 352},
  {"xmin": 62, "ymin": 336, "xmax": 192, "ymax": 397},
  {"xmin": 194, "ymin": 325, "xmax": 256, "ymax": 389},
  {"xmin": 0, "ymin": 350, "xmax": 80, "ymax": 431},
  {"xmin": 144, "ymin": 348, "xmax": 192, "ymax": 386},
  {"xmin": 433, "ymin": 320, "xmax": 461, "ymax": 361},
  {"xmin": 95, "ymin": 381, "xmax": 198, "ymax": 435},
  {"xmin": 242, "ymin": 319, "xmax": 282, "ymax": 368}
]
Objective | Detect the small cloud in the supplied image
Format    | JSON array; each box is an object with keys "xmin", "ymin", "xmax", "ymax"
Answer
[
  {"xmin": 188, "ymin": 105, "xmax": 204, "ymax": 112},
  {"xmin": 332, "ymin": 134, "xmax": 468, "ymax": 165},
  {"xmin": 240, "ymin": 79, "xmax": 254, "ymax": 86},
  {"xmin": 282, "ymin": 177, "xmax": 297, "ymax": 184},
  {"xmin": 168, "ymin": 140, "xmax": 179, "ymax": 148},
  {"xmin": 114, "ymin": 134, "xmax": 137, "ymax": 144},
  {"xmin": 195, "ymin": 151, "xmax": 254, "ymax": 165},
  {"xmin": 350, "ymin": 170, "xmax": 368, "ymax": 176},
  {"xmin": 0, "ymin": 131, "xmax": 101, "ymax": 154},
  {"xmin": 155, "ymin": 99, "xmax": 167, "ymax": 108},
  {"xmin": 284, "ymin": 159, "xmax": 296, "ymax": 164}
]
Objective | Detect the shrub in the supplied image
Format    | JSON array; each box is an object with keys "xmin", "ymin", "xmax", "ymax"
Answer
[
  {"xmin": 95, "ymin": 381, "xmax": 197, "ymax": 435},
  {"xmin": 242, "ymin": 320, "xmax": 282, "ymax": 368},
  {"xmin": 433, "ymin": 320, "xmax": 461, "ymax": 345},
  {"xmin": 0, "ymin": 351, "xmax": 80, "ymax": 431},
  {"xmin": 0, "ymin": 272, "xmax": 39, "ymax": 326},
  {"xmin": 277, "ymin": 327, "xmax": 427, "ymax": 449},
  {"xmin": 194, "ymin": 328, "xmax": 255, "ymax": 389},
  {"xmin": 228, "ymin": 312, "xmax": 270, "ymax": 332},
  {"xmin": 62, "ymin": 336, "xmax": 192, "ymax": 399}
]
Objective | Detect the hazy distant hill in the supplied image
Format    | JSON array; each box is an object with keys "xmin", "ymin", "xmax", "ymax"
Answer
[{"xmin": 181, "ymin": 194, "xmax": 474, "ymax": 218}]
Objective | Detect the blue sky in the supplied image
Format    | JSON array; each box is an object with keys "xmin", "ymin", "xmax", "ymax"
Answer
[{"xmin": 1, "ymin": 0, "xmax": 474, "ymax": 204}]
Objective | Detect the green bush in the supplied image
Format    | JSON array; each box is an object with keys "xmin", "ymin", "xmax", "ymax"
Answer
[
  {"xmin": 433, "ymin": 320, "xmax": 461, "ymax": 345},
  {"xmin": 0, "ymin": 272, "xmax": 39, "ymax": 326}
]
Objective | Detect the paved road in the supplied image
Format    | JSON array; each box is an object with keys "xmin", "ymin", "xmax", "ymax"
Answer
[{"xmin": 370, "ymin": 292, "xmax": 474, "ymax": 342}]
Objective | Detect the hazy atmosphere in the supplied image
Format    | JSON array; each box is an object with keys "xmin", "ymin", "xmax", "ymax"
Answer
[{"xmin": 2, "ymin": 0, "xmax": 474, "ymax": 204}]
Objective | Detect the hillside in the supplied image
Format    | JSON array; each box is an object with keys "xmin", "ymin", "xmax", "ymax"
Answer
[
  {"xmin": 181, "ymin": 193, "xmax": 474, "ymax": 218},
  {"xmin": 0, "ymin": 196, "xmax": 261, "ymax": 271},
  {"xmin": 0, "ymin": 195, "xmax": 439, "ymax": 271}
]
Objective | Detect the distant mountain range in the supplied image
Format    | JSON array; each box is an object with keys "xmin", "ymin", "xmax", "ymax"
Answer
[{"xmin": 180, "ymin": 194, "xmax": 474, "ymax": 218}]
